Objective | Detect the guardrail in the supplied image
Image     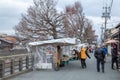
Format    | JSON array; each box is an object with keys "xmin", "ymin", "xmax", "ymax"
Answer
[{"xmin": 0, "ymin": 54, "xmax": 34, "ymax": 80}]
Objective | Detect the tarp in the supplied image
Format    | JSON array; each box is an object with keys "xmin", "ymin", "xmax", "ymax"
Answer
[
  {"xmin": 28, "ymin": 38, "xmax": 77, "ymax": 70},
  {"xmin": 75, "ymin": 44, "xmax": 88, "ymax": 47},
  {"xmin": 28, "ymin": 38, "xmax": 77, "ymax": 46},
  {"xmin": 73, "ymin": 43, "xmax": 88, "ymax": 51}
]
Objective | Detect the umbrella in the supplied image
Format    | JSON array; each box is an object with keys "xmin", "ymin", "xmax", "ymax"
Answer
[{"xmin": 105, "ymin": 39, "xmax": 119, "ymax": 44}]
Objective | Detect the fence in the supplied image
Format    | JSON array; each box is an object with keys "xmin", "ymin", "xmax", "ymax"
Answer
[
  {"xmin": 0, "ymin": 49, "xmax": 28, "ymax": 56},
  {"xmin": 0, "ymin": 54, "xmax": 34, "ymax": 80}
]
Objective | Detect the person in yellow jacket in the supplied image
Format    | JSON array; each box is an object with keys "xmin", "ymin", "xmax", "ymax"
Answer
[{"xmin": 79, "ymin": 46, "xmax": 91, "ymax": 69}]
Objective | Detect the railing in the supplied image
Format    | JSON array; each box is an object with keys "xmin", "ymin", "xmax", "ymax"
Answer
[
  {"xmin": 0, "ymin": 49, "xmax": 28, "ymax": 56},
  {"xmin": 0, "ymin": 54, "xmax": 34, "ymax": 80}
]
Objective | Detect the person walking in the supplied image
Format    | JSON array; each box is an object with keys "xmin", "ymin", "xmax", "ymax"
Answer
[
  {"xmin": 111, "ymin": 43, "xmax": 119, "ymax": 70},
  {"xmin": 73, "ymin": 49, "xmax": 79, "ymax": 60},
  {"xmin": 94, "ymin": 45, "xmax": 105, "ymax": 73},
  {"xmin": 79, "ymin": 46, "xmax": 91, "ymax": 69},
  {"xmin": 102, "ymin": 45, "xmax": 108, "ymax": 62}
]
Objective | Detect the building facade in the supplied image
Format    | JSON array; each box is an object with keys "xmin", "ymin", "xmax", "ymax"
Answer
[{"xmin": 0, "ymin": 38, "xmax": 14, "ymax": 50}]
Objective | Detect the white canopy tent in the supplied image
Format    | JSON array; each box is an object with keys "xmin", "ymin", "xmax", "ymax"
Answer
[
  {"xmin": 73, "ymin": 43, "xmax": 89, "ymax": 51},
  {"xmin": 29, "ymin": 38, "xmax": 76, "ymax": 46},
  {"xmin": 28, "ymin": 38, "xmax": 77, "ymax": 70}
]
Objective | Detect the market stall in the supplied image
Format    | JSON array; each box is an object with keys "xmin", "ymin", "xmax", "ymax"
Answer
[{"xmin": 28, "ymin": 38, "xmax": 77, "ymax": 71}]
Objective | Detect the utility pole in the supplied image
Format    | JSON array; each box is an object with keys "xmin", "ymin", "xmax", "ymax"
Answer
[
  {"xmin": 102, "ymin": 6, "xmax": 110, "ymax": 40},
  {"xmin": 101, "ymin": 24, "xmax": 104, "ymax": 43},
  {"xmin": 101, "ymin": 0, "xmax": 113, "ymax": 41}
]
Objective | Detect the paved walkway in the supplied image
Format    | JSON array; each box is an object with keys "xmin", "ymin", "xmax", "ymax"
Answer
[{"xmin": 9, "ymin": 54, "xmax": 120, "ymax": 80}]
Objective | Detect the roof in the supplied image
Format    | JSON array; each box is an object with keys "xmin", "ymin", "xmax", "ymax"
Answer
[
  {"xmin": 4, "ymin": 36, "xmax": 17, "ymax": 43},
  {"xmin": 0, "ymin": 38, "xmax": 13, "ymax": 44},
  {"xmin": 28, "ymin": 38, "xmax": 77, "ymax": 46},
  {"xmin": 116, "ymin": 23, "xmax": 120, "ymax": 28},
  {"xmin": 111, "ymin": 28, "xmax": 119, "ymax": 36}
]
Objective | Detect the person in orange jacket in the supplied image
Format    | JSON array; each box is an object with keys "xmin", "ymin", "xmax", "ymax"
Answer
[{"xmin": 79, "ymin": 46, "xmax": 91, "ymax": 69}]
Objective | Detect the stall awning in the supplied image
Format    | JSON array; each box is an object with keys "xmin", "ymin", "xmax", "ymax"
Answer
[
  {"xmin": 104, "ymin": 39, "xmax": 119, "ymax": 44},
  {"xmin": 28, "ymin": 38, "xmax": 77, "ymax": 46}
]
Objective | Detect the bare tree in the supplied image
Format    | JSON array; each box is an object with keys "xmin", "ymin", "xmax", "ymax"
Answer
[
  {"xmin": 63, "ymin": 1, "xmax": 97, "ymax": 43},
  {"xmin": 82, "ymin": 19, "xmax": 97, "ymax": 44},
  {"xmin": 14, "ymin": 0, "xmax": 97, "ymax": 44},
  {"xmin": 14, "ymin": 0, "xmax": 65, "ymax": 43},
  {"xmin": 63, "ymin": 1, "xmax": 86, "ymax": 42}
]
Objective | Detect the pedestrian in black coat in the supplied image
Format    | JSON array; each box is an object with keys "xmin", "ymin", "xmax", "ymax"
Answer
[
  {"xmin": 111, "ymin": 43, "xmax": 118, "ymax": 69},
  {"xmin": 94, "ymin": 45, "xmax": 105, "ymax": 73}
]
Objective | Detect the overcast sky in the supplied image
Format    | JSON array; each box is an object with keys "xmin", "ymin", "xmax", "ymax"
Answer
[{"xmin": 0, "ymin": 0, "xmax": 120, "ymax": 38}]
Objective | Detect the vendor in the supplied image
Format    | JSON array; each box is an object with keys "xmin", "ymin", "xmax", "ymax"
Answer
[{"xmin": 57, "ymin": 45, "xmax": 63, "ymax": 67}]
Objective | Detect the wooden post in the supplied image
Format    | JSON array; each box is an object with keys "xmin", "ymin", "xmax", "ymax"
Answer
[
  {"xmin": 19, "ymin": 58, "xmax": 22, "ymax": 71},
  {"xmin": 26, "ymin": 56, "xmax": 29, "ymax": 69},
  {"xmin": 0, "ymin": 60, "xmax": 5, "ymax": 78},
  {"xmin": 10, "ymin": 59, "xmax": 14, "ymax": 74}
]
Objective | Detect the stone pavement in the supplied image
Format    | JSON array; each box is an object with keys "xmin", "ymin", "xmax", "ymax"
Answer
[{"xmin": 9, "ymin": 54, "xmax": 120, "ymax": 80}]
